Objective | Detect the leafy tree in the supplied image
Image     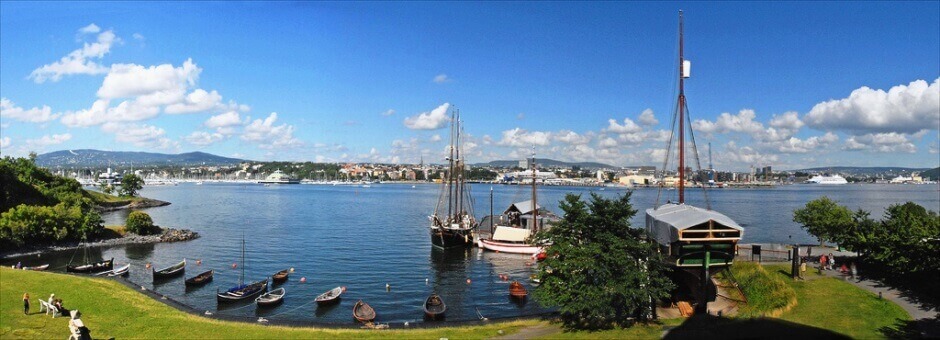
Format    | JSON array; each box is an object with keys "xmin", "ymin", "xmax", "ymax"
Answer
[
  {"xmin": 120, "ymin": 173, "xmax": 144, "ymax": 197},
  {"xmin": 868, "ymin": 203, "xmax": 940, "ymax": 275},
  {"xmin": 125, "ymin": 211, "xmax": 160, "ymax": 235},
  {"xmin": 793, "ymin": 196, "xmax": 853, "ymax": 246},
  {"xmin": 534, "ymin": 193, "xmax": 674, "ymax": 330}
]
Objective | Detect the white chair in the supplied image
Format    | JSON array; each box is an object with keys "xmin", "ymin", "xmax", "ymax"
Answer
[
  {"xmin": 38, "ymin": 300, "xmax": 48, "ymax": 314},
  {"xmin": 47, "ymin": 303, "xmax": 61, "ymax": 318}
]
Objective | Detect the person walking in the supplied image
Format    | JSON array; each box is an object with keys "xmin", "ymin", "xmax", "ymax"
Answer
[
  {"xmin": 850, "ymin": 262, "xmax": 858, "ymax": 281},
  {"xmin": 819, "ymin": 254, "xmax": 828, "ymax": 272},
  {"xmin": 829, "ymin": 253, "xmax": 836, "ymax": 271},
  {"xmin": 23, "ymin": 292, "xmax": 29, "ymax": 315}
]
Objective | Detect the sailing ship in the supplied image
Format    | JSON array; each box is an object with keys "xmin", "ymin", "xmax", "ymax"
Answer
[
  {"xmin": 429, "ymin": 107, "xmax": 477, "ymax": 249},
  {"xmin": 478, "ymin": 153, "xmax": 559, "ymax": 254},
  {"xmin": 645, "ymin": 11, "xmax": 743, "ymax": 314},
  {"xmin": 217, "ymin": 238, "xmax": 268, "ymax": 303}
]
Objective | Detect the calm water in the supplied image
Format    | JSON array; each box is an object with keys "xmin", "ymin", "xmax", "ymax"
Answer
[{"xmin": 6, "ymin": 183, "xmax": 938, "ymax": 324}]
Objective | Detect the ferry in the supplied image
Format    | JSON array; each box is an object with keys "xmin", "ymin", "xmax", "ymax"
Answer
[
  {"xmin": 258, "ymin": 170, "xmax": 300, "ymax": 184},
  {"xmin": 805, "ymin": 174, "xmax": 848, "ymax": 185}
]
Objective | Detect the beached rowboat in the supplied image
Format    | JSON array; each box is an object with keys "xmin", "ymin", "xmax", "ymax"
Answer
[
  {"xmin": 353, "ymin": 300, "xmax": 375, "ymax": 323},
  {"xmin": 22, "ymin": 264, "xmax": 49, "ymax": 271},
  {"xmin": 256, "ymin": 288, "xmax": 285, "ymax": 307},
  {"xmin": 152, "ymin": 259, "xmax": 186, "ymax": 280},
  {"xmin": 423, "ymin": 293, "xmax": 446, "ymax": 320},
  {"xmin": 315, "ymin": 286, "xmax": 346, "ymax": 306},
  {"xmin": 185, "ymin": 270, "xmax": 214, "ymax": 287}
]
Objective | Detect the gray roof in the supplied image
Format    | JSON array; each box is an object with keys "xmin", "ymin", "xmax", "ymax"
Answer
[
  {"xmin": 645, "ymin": 203, "xmax": 743, "ymax": 245},
  {"xmin": 505, "ymin": 200, "xmax": 541, "ymax": 215}
]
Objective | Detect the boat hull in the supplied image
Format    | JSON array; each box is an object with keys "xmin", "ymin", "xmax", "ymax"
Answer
[
  {"xmin": 67, "ymin": 258, "xmax": 113, "ymax": 274},
  {"xmin": 478, "ymin": 239, "xmax": 542, "ymax": 254},
  {"xmin": 430, "ymin": 229, "xmax": 474, "ymax": 249},
  {"xmin": 217, "ymin": 280, "xmax": 268, "ymax": 303}
]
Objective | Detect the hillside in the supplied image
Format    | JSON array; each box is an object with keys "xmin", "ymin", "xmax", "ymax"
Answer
[
  {"xmin": 477, "ymin": 159, "xmax": 617, "ymax": 169},
  {"xmin": 37, "ymin": 149, "xmax": 246, "ymax": 168},
  {"xmin": 922, "ymin": 167, "xmax": 940, "ymax": 181}
]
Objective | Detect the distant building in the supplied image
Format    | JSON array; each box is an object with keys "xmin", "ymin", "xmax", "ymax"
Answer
[
  {"xmin": 519, "ymin": 159, "xmax": 529, "ymax": 169},
  {"xmin": 619, "ymin": 174, "xmax": 655, "ymax": 187}
]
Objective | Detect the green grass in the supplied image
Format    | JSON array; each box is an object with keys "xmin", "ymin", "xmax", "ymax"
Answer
[
  {"xmin": 725, "ymin": 262, "xmax": 798, "ymax": 317},
  {"xmin": 765, "ymin": 264, "xmax": 911, "ymax": 339},
  {"xmin": 0, "ymin": 267, "xmax": 533, "ymax": 339},
  {"xmin": 84, "ymin": 189, "xmax": 132, "ymax": 204}
]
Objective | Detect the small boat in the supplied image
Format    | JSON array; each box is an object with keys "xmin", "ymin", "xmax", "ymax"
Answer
[
  {"xmin": 352, "ymin": 300, "xmax": 376, "ymax": 323},
  {"xmin": 22, "ymin": 264, "xmax": 49, "ymax": 271},
  {"xmin": 315, "ymin": 286, "xmax": 346, "ymax": 306},
  {"xmin": 272, "ymin": 269, "xmax": 289, "ymax": 284},
  {"xmin": 423, "ymin": 293, "xmax": 446, "ymax": 320},
  {"xmin": 217, "ymin": 279, "xmax": 268, "ymax": 303},
  {"xmin": 509, "ymin": 281, "xmax": 528, "ymax": 298},
  {"xmin": 256, "ymin": 288, "xmax": 285, "ymax": 307},
  {"xmin": 185, "ymin": 270, "xmax": 214, "ymax": 287},
  {"xmin": 96, "ymin": 264, "xmax": 130, "ymax": 277},
  {"xmin": 67, "ymin": 258, "xmax": 113, "ymax": 274},
  {"xmin": 152, "ymin": 259, "xmax": 186, "ymax": 280}
]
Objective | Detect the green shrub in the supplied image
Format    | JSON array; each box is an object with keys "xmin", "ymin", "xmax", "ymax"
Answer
[
  {"xmin": 730, "ymin": 262, "xmax": 797, "ymax": 317},
  {"xmin": 125, "ymin": 211, "xmax": 159, "ymax": 235}
]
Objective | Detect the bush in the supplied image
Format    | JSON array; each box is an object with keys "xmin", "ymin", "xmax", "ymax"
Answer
[
  {"xmin": 729, "ymin": 262, "xmax": 797, "ymax": 317},
  {"xmin": 125, "ymin": 211, "xmax": 159, "ymax": 235}
]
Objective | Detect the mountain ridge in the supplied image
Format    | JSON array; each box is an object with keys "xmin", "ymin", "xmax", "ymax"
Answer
[{"xmin": 36, "ymin": 149, "xmax": 247, "ymax": 167}]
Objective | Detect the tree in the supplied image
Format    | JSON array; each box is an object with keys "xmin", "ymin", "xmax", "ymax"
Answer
[
  {"xmin": 534, "ymin": 193, "xmax": 674, "ymax": 330},
  {"xmin": 119, "ymin": 173, "xmax": 144, "ymax": 197},
  {"xmin": 869, "ymin": 202, "xmax": 940, "ymax": 275},
  {"xmin": 793, "ymin": 196, "xmax": 853, "ymax": 246},
  {"xmin": 125, "ymin": 211, "xmax": 159, "ymax": 235}
]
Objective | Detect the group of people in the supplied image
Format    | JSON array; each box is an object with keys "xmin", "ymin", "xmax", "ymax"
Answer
[
  {"xmin": 21, "ymin": 292, "xmax": 90, "ymax": 340},
  {"xmin": 819, "ymin": 253, "xmax": 837, "ymax": 271}
]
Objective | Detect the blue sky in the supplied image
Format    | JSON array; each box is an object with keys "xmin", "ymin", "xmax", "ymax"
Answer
[{"xmin": 1, "ymin": 2, "xmax": 938, "ymax": 170}]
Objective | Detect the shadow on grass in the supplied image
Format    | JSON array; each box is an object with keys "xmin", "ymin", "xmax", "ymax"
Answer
[
  {"xmin": 879, "ymin": 317, "xmax": 940, "ymax": 339},
  {"xmin": 663, "ymin": 314, "xmax": 850, "ymax": 340}
]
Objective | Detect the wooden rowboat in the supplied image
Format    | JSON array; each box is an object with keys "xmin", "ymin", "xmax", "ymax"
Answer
[
  {"xmin": 423, "ymin": 293, "xmax": 446, "ymax": 320},
  {"xmin": 315, "ymin": 286, "xmax": 346, "ymax": 306},
  {"xmin": 67, "ymin": 258, "xmax": 113, "ymax": 274},
  {"xmin": 96, "ymin": 264, "xmax": 130, "ymax": 277},
  {"xmin": 509, "ymin": 281, "xmax": 527, "ymax": 298},
  {"xmin": 256, "ymin": 288, "xmax": 285, "ymax": 307},
  {"xmin": 185, "ymin": 270, "xmax": 214, "ymax": 287},
  {"xmin": 353, "ymin": 300, "xmax": 375, "ymax": 323},
  {"xmin": 153, "ymin": 259, "xmax": 186, "ymax": 280},
  {"xmin": 22, "ymin": 264, "xmax": 49, "ymax": 271},
  {"xmin": 272, "ymin": 269, "xmax": 289, "ymax": 284},
  {"xmin": 217, "ymin": 279, "xmax": 268, "ymax": 303}
]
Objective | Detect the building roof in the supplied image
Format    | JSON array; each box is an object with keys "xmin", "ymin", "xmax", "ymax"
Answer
[
  {"xmin": 505, "ymin": 200, "xmax": 541, "ymax": 215},
  {"xmin": 645, "ymin": 203, "xmax": 743, "ymax": 245}
]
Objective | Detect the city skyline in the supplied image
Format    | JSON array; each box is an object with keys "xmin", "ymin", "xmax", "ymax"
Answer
[{"xmin": 1, "ymin": 2, "xmax": 938, "ymax": 171}]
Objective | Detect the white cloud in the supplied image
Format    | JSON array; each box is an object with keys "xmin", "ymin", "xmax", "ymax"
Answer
[
  {"xmin": 205, "ymin": 111, "xmax": 242, "ymax": 133},
  {"xmin": 843, "ymin": 132, "xmax": 917, "ymax": 153},
  {"xmin": 0, "ymin": 137, "xmax": 11, "ymax": 149},
  {"xmin": 497, "ymin": 128, "xmax": 552, "ymax": 147},
  {"xmin": 164, "ymin": 89, "xmax": 223, "ymax": 114},
  {"xmin": 60, "ymin": 99, "xmax": 160, "ymax": 127},
  {"xmin": 429, "ymin": 134, "xmax": 442, "ymax": 142},
  {"xmin": 30, "ymin": 29, "xmax": 117, "ymax": 83},
  {"xmin": 692, "ymin": 109, "xmax": 764, "ymax": 135},
  {"xmin": 97, "ymin": 59, "xmax": 200, "ymax": 99},
  {"xmin": 432, "ymin": 74, "xmax": 452, "ymax": 84},
  {"xmin": 184, "ymin": 131, "xmax": 225, "ymax": 146},
  {"xmin": 638, "ymin": 108, "xmax": 658, "ymax": 126},
  {"xmin": 598, "ymin": 137, "xmax": 618, "ymax": 148},
  {"xmin": 606, "ymin": 118, "xmax": 643, "ymax": 134},
  {"xmin": 403, "ymin": 103, "xmax": 451, "ymax": 130},
  {"xmin": 132, "ymin": 33, "xmax": 145, "ymax": 41},
  {"xmin": 769, "ymin": 111, "xmax": 804, "ymax": 131},
  {"xmin": 26, "ymin": 133, "xmax": 72, "ymax": 147},
  {"xmin": 78, "ymin": 24, "xmax": 101, "ymax": 35},
  {"xmin": 774, "ymin": 132, "xmax": 839, "ymax": 153},
  {"xmin": 101, "ymin": 122, "xmax": 177, "ymax": 149},
  {"xmin": 517, "ymin": 113, "xmax": 525, "ymax": 120},
  {"xmin": 554, "ymin": 130, "xmax": 591, "ymax": 145},
  {"xmin": 242, "ymin": 112, "xmax": 302, "ymax": 149},
  {"xmin": 381, "ymin": 109, "xmax": 395, "ymax": 116},
  {"xmin": 805, "ymin": 78, "xmax": 940, "ymax": 133},
  {"xmin": 0, "ymin": 98, "xmax": 59, "ymax": 123},
  {"xmin": 722, "ymin": 141, "xmax": 779, "ymax": 165}
]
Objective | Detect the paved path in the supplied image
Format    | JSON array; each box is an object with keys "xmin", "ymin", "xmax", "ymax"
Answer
[{"xmin": 820, "ymin": 269, "xmax": 939, "ymax": 337}]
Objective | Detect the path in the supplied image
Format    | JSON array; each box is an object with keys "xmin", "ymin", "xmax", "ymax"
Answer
[
  {"xmin": 820, "ymin": 269, "xmax": 939, "ymax": 337},
  {"xmin": 491, "ymin": 323, "xmax": 561, "ymax": 339}
]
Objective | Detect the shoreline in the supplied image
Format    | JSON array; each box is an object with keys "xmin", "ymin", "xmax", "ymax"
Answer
[
  {"xmin": 0, "ymin": 227, "xmax": 198, "ymax": 259},
  {"xmin": 94, "ymin": 196, "xmax": 171, "ymax": 212}
]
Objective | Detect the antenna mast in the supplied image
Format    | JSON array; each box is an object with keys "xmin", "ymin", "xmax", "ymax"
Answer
[{"xmin": 678, "ymin": 10, "xmax": 686, "ymax": 204}]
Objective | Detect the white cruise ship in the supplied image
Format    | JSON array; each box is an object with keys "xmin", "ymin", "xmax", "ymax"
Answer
[
  {"xmin": 805, "ymin": 174, "xmax": 848, "ymax": 185},
  {"xmin": 258, "ymin": 169, "xmax": 300, "ymax": 184}
]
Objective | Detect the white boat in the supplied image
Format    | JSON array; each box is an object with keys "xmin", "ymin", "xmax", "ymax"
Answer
[
  {"xmin": 258, "ymin": 170, "xmax": 300, "ymax": 184},
  {"xmin": 805, "ymin": 174, "xmax": 848, "ymax": 185},
  {"xmin": 478, "ymin": 154, "xmax": 558, "ymax": 255}
]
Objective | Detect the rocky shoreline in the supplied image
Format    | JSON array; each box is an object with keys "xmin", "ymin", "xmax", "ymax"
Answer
[
  {"xmin": 95, "ymin": 197, "xmax": 171, "ymax": 212},
  {"xmin": 0, "ymin": 228, "xmax": 199, "ymax": 259}
]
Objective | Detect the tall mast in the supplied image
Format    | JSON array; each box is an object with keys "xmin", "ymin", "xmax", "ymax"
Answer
[
  {"xmin": 677, "ymin": 10, "xmax": 686, "ymax": 204},
  {"xmin": 455, "ymin": 109, "xmax": 462, "ymax": 217},
  {"xmin": 531, "ymin": 151, "xmax": 538, "ymax": 233},
  {"xmin": 446, "ymin": 108, "xmax": 455, "ymax": 220}
]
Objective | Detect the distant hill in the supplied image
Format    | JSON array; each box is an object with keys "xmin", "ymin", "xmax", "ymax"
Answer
[
  {"xmin": 791, "ymin": 166, "xmax": 933, "ymax": 175},
  {"xmin": 36, "ymin": 149, "xmax": 246, "ymax": 168},
  {"xmin": 922, "ymin": 167, "xmax": 940, "ymax": 181},
  {"xmin": 477, "ymin": 159, "xmax": 617, "ymax": 169}
]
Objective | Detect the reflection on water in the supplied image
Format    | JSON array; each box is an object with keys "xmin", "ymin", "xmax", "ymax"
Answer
[{"xmin": 3, "ymin": 183, "xmax": 937, "ymax": 324}]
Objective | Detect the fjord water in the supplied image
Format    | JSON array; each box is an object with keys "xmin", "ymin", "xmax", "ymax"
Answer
[{"xmin": 7, "ymin": 183, "xmax": 938, "ymax": 324}]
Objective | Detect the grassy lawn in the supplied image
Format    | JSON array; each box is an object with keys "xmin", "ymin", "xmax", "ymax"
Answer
[
  {"xmin": 0, "ymin": 267, "xmax": 533, "ymax": 339},
  {"xmin": 84, "ymin": 189, "xmax": 134, "ymax": 204},
  {"xmin": 724, "ymin": 262, "xmax": 797, "ymax": 317}
]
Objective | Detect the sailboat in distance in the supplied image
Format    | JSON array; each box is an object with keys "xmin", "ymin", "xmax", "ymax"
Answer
[
  {"xmin": 645, "ymin": 10, "xmax": 743, "ymax": 314},
  {"xmin": 429, "ymin": 107, "xmax": 476, "ymax": 249}
]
